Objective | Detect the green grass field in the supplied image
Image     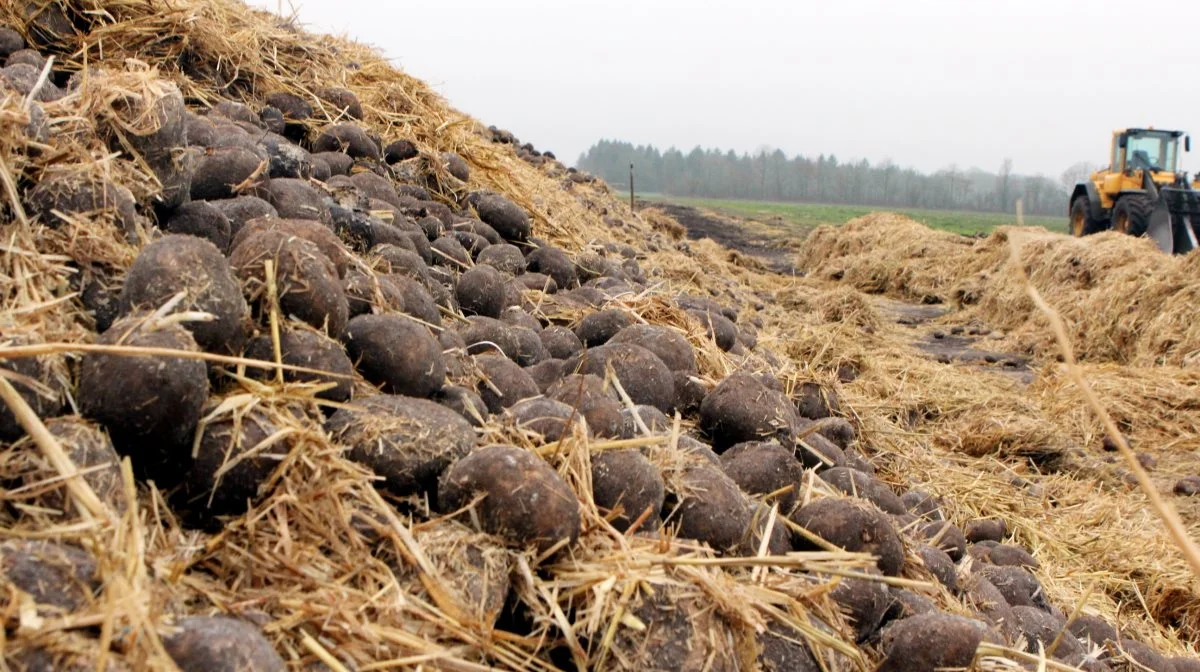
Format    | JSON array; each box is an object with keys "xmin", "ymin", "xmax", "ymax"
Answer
[{"xmin": 637, "ymin": 194, "xmax": 1067, "ymax": 236}]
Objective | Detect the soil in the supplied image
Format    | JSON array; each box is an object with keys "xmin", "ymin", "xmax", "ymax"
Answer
[{"xmin": 646, "ymin": 201, "xmax": 802, "ymax": 275}]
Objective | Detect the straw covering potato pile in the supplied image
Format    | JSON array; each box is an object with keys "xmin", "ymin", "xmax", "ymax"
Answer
[{"xmin": 0, "ymin": 1, "xmax": 1198, "ymax": 671}]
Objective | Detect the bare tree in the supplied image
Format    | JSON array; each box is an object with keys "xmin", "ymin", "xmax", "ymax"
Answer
[{"xmin": 1060, "ymin": 161, "xmax": 1100, "ymax": 191}]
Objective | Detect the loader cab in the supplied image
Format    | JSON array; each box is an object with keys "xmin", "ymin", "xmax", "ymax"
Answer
[{"xmin": 1112, "ymin": 128, "xmax": 1185, "ymax": 175}]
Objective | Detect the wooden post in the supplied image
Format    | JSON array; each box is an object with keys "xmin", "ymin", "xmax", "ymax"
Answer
[{"xmin": 629, "ymin": 163, "xmax": 635, "ymax": 212}]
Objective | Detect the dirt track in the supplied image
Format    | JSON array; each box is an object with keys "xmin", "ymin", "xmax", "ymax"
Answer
[{"xmin": 646, "ymin": 201, "xmax": 803, "ymax": 275}]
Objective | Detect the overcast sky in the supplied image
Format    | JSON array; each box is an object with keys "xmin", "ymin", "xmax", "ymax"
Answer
[{"xmin": 249, "ymin": 0, "xmax": 1200, "ymax": 179}]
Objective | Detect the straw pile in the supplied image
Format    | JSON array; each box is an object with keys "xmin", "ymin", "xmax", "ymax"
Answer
[{"xmin": 0, "ymin": 1, "xmax": 1197, "ymax": 671}]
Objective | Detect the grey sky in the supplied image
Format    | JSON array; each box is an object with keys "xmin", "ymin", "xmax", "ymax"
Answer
[{"xmin": 250, "ymin": 0, "xmax": 1200, "ymax": 179}]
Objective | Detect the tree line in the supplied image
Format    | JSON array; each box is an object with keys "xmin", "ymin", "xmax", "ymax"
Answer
[{"xmin": 577, "ymin": 140, "xmax": 1083, "ymax": 217}]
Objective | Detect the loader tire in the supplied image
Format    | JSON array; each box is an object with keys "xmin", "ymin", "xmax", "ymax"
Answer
[
  {"xmin": 1070, "ymin": 196, "xmax": 1107, "ymax": 236},
  {"xmin": 1112, "ymin": 195, "xmax": 1154, "ymax": 237}
]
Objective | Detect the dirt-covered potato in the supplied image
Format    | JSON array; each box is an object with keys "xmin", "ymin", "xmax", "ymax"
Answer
[
  {"xmin": 0, "ymin": 27, "xmax": 24, "ymax": 58},
  {"xmin": 0, "ymin": 339, "xmax": 65, "ymax": 441},
  {"xmin": 525, "ymin": 246, "xmax": 578, "ymax": 289},
  {"xmin": 1114, "ymin": 639, "xmax": 1178, "ymax": 672},
  {"xmin": 518, "ymin": 271, "xmax": 557, "ymax": 293},
  {"xmin": 755, "ymin": 622, "xmax": 821, "ymax": 672},
  {"xmin": 472, "ymin": 192, "xmax": 530, "ymax": 242},
  {"xmin": 387, "ymin": 275, "xmax": 442, "ymax": 327},
  {"xmin": 803, "ymin": 416, "xmax": 856, "ymax": 450},
  {"xmin": 879, "ymin": 611, "xmax": 990, "ymax": 672},
  {"xmin": 477, "ymin": 243, "xmax": 526, "ymax": 275},
  {"xmin": 667, "ymin": 462, "xmax": 753, "ymax": 553},
  {"xmin": 564, "ymin": 343, "xmax": 676, "ymax": 413},
  {"xmin": 263, "ymin": 177, "xmax": 329, "ymax": 222},
  {"xmin": 438, "ymin": 444, "xmax": 580, "ymax": 552},
  {"xmin": 965, "ymin": 518, "xmax": 1007, "ymax": 543},
  {"xmin": 619, "ymin": 404, "xmax": 670, "ymax": 438},
  {"xmin": 342, "ymin": 314, "xmax": 444, "ymax": 397},
  {"xmin": 607, "ymin": 587, "xmax": 740, "ymax": 672},
  {"xmin": 687, "ymin": 309, "xmax": 737, "ymax": 351},
  {"xmin": 539, "ymin": 325, "xmax": 584, "ymax": 360},
  {"xmin": 259, "ymin": 132, "xmax": 312, "ymax": 179},
  {"xmin": 163, "ymin": 616, "xmax": 286, "ymax": 672},
  {"xmin": 190, "ymin": 147, "xmax": 267, "ymax": 201},
  {"xmin": 313, "ymin": 151, "xmax": 353, "ymax": 176},
  {"xmin": 343, "ymin": 270, "xmax": 406, "ymax": 317},
  {"xmin": 526, "ymin": 359, "xmax": 565, "ymax": 394},
  {"xmin": 900, "ymin": 489, "xmax": 944, "ymax": 521},
  {"xmin": 78, "ymin": 315, "xmax": 209, "ymax": 469},
  {"xmin": 819, "ymin": 467, "xmax": 906, "ymax": 515},
  {"xmin": 885, "ymin": 589, "xmax": 938, "ymax": 622},
  {"xmin": 960, "ymin": 572, "xmax": 1019, "ymax": 642},
  {"xmin": 5, "ymin": 635, "xmax": 129, "ymax": 672},
  {"xmin": 439, "ymin": 151, "xmax": 470, "ymax": 182},
  {"xmin": 474, "ymin": 354, "xmax": 539, "ymax": 413},
  {"xmin": 118, "ymin": 234, "xmax": 249, "ymax": 355},
  {"xmin": 574, "ymin": 309, "xmax": 633, "ymax": 348},
  {"xmin": 592, "ymin": 449, "xmax": 665, "ymax": 531},
  {"xmin": 508, "ymin": 325, "xmax": 546, "ymax": 366},
  {"xmin": 327, "ymin": 394, "xmax": 475, "ymax": 496},
  {"xmin": 314, "ymin": 86, "xmax": 363, "ymax": 119},
  {"xmin": 430, "ymin": 235, "xmax": 471, "ymax": 269},
  {"xmin": 370, "ymin": 244, "xmax": 429, "ymax": 284},
  {"xmin": 977, "ymin": 564, "xmax": 1046, "ymax": 610},
  {"xmin": 546, "ymin": 373, "xmax": 624, "ymax": 438},
  {"xmin": 208, "ymin": 196, "xmax": 277, "ymax": 237},
  {"xmin": 674, "ymin": 371, "xmax": 708, "ymax": 416},
  {"xmin": 433, "ymin": 385, "xmax": 488, "ymax": 427},
  {"xmin": 452, "ymin": 230, "xmax": 490, "ymax": 259},
  {"xmin": 348, "ymin": 170, "xmax": 401, "ymax": 207},
  {"xmin": 1068, "ymin": 614, "xmax": 1118, "ymax": 648},
  {"xmin": 970, "ymin": 541, "xmax": 1040, "ymax": 569},
  {"xmin": 393, "ymin": 521, "xmax": 511, "ymax": 625},
  {"xmin": 460, "ymin": 316, "xmax": 518, "ymax": 358},
  {"xmin": 0, "ymin": 540, "xmax": 99, "ymax": 611},
  {"xmin": 1010, "ymin": 606, "xmax": 1084, "ymax": 658},
  {"xmin": 1, "ymin": 63, "xmax": 64, "ymax": 102},
  {"xmin": 244, "ymin": 329, "xmax": 354, "ymax": 402},
  {"xmin": 384, "ymin": 139, "xmax": 418, "ymax": 164},
  {"xmin": 699, "ymin": 373, "xmax": 798, "ymax": 452},
  {"xmin": 231, "ymin": 229, "xmax": 349, "ymax": 336},
  {"xmin": 795, "ymin": 430, "xmax": 845, "ymax": 471},
  {"xmin": 312, "ymin": 123, "xmax": 380, "ymax": 160},
  {"xmin": 457, "ymin": 264, "xmax": 509, "ymax": 318},
  {"xmin": 791, "ymin": 498, "xmax": 905, "ymax": 575},
  {"xmin": 719, "ymin": 441, "xmax": 804, "ymax": 513},
  {"xmin": 912, "ymin": 520, "xmax": 967, "ymax": 561},
  {"xmin": 26, "ymin": 175, "xmax": 138, "ymax": 235},
  {"xmin": 608, "ymin": 324, "xmax": 698, "ymax": 374},
  {"xmin": 508, "ymin": 397, "xmax": 583, "ymax": 442},
  {"xmin": 915, "ymin": 545, "xmax": 957, "ymax": 591},
  {"xmin": 233, "ymin": 217, "xmax": 351, "ymax": 279},
  {"xmin": 831, "ymin": 572, "xmax": 891, "ymax": 642},
  {"xmin": 791, "ymin": 380, "xmax": 842, "ymax": 420},
  {"xmin": 9, "ymin": 416, "xmax": 125, "ymax": 516}
]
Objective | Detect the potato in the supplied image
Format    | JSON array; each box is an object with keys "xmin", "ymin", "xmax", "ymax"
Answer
[
  {"xmin": 592, "ymin": 449, "xmax": 665, "ymax": 531},
  {"xmin": 1174, "ymin": 659, "xmax": 1200, "ymax": 672},
  {"xmin": 526, "ymin": 359, "xmax": 565, "ymax": 394},
  {"xmin": 0, "ymin": 339, "xmax": 65, "ymax": 441},
  {"xmin": 667, "ymin": 462, "xmax": 753, "ymax": 553},
  {"xmin": 0, "ymin": 27, "xmax": 24, "ymax": 57},
  {"xmin": 431, "ymin": 235, "xmax": 471, "ymax": 269},
  {"xmin": 163, "ymin": 616, "xmax": 286, "ymax": 672},
  {"xmin": 433, "ymin": 385, "xmax": 488, "ymax": 427},
  {"xmin": 262, "ymin": 177, "xmax": 328, "ymax": 222},
  {"xmin": 687, "ymin": 309, "xmax": 737, "ymax": 351},
  {"xmin": 438, "ymin": 445, "xmax": 579, "ymax": 551},
  {"xmin": 517, "ymin": 271, "xmax": 558, "ymax": 293},
  {"xmin": 791, "ymin": 380, "xmax": 842, "ymax": 420},
  {"xmin": 525, "ymin": 246, "xmax": 578, "ymax": 289},
  {"xmin": 803, "ymin": 416, "xmax": 856, "ymax": 450},
  {"xmin": 540, "ymin": 326, "xmax": 583, "ymax": 360},
  {"xmin": 498, "ymin": 306, "xmax": 540, "ymax": 332},
  {"xmin": 841, "ymin": 449, "xmax": 876, "ymax": 475},
  {"xmin": 608, "ymin": 587, "xmax": 740, "ymax": 672},
  {"xmin": 879, "ymin": 611, "xmax": 991, "ymax": 672},
  {"xmin": 342, "ymin": 314, "xmax": 444, "ymax": 397},
  {"xmin": 564, "ymin": 343, "xmax": 676, "ymax": 413},
  {"xmin": 460, "ymin": 316, "xmax": 518, "ymax": 358},
  {"xmin": 327, "ymin": 394, "xmax": 475, "ymax": 496},
  {"xmin": 189, "ymin": 147, "xmax": 267, "ymax": 201},
  {"xmin": 885, "ymin": 589, "xmax": 937, "ymax": 622},
  {"xmin": 608, "ymin": 324, "xmax": 698, "ymax": 374},
  {"xmin": 674, "ymin": 371, "xmax": 707, "ymax": 416},
  {"xmin": 912, "ymin": 520, "xmax": 967, "ymax": 560},
  {"xmin": 208, "ymin": 196, "xmax": 277, "ymax": 237},
  {"xmin": 10, "ymin": 416, "xmax": 125, "ymax": 516},
  {"xmin": 756, "ymin": 622, "xmax": 821, "ymax": 672},
  {"xmin": 1068, "ymin": 614, "xmax": 1118, "ymax": 648},
  {"xmin": 477, "ymin": 243, "xmax": 526, "ymax": 275},
  {"xmin": 1010, "ymin": 606, "xmax": 1084, "ymax": 658},
  {"xmin": 387, "ymin": 275, "xmax": 442, "ymax": 327},
  {"xmin": 312, "ymin": 151, "xmax": 352, "ymax": 177},
  {"xmin": 977, "ymin": 542, "xmax": 1040, "ymax": 569},
  {"xmin": 312, "ymin": 123, "xmax": 380, "ymax": 160},
  {"xmin": 508, "ymin": 397, "xmax": 583, "ymax": 442},
  {"xmin": 26, "ymin": 175, "xmax": 138, "ymax": 236},
  {"xmin": 315, "ymin": 86, "xmax": 363, "ymax": 120},
  {"xmin": 795, "ymin": 431, "xmax": 845, "ymax": 471},
  {"xmin": 965, "ymin": 518, "xmax": 1007, "ymax": 543},
  {"xmin": 960, "ymin": 572, "xmax": 1019, "ymax": 642},
  {"xmin": 452, "ymin": 264, "xmax": 508, "ymax": 319},
  {"xmin": 1113, "ymin": 640, "xmax": 1178, "ymax": 672},
  {"xmin": 259, "ymin": 132, "xmax": 312, "ymax": 179},
  {"xmin": 371, "ymin": 244, "xmax": 430, "ymax": 285},
  {"xmin": 819, "ymin": 467, "xmax": 906, "ymax": 514},
  {"xmin": 451, "ymin": 231, "xmax": 491, "ymax": 259},
  {"xmin": 470, "ymin": 193, "xmax": 530, "ymax": 242},
  {"xmin": 508, "ymin": 325, "xmax": 546, "ymax": 366},
  {"xmin": 1, "ymin": 63, "xmax": 63, "ymax": 101},
  {"xmin": 915, "ymin": 545, "xmax": 956, "ymax": 591},
  {"xmin": 474, "ymin": 354, "xmax": 538, "ymax": 412},
  {"xmin": 830, "ymin": 572, "xmax": 890, "ymax": 641},
  {"xmin": 978, "ymin": 565, "xmax": 1047, "ymax": 610},
  {"xmin": 394, "ymin": 521, "xmax": 511, "ymax": 625},
  {"xmin": 547, "ymin": 373, "xmax": 624, "ymax": 438},
  {"xmin": 309, "ymin": 155, "xmax": 332, "ymax": 181},
  {"xmin": 900, "ymin": 489, "xmax": 944, "ymax": 521},
  {"xmin": 699, "ymin": 373, "xmax": 798, "ymax": 452},
  {"xmin": 438, "ymin": 151, "xmax": 469, "ymax": 182},
  {"xmin": 348, "ymin": 170, "xmax": 401, "ymax": 208},
  {"xmin": 574, "ymin": 309, "xmax": 634, "ymax": 348},
  {"xmin": 384, "ymin": 139, "xmax": 418, "ymax": 164},
  {"xmin": 574, "ymin": 251, "xmax": 622, "ymax": 284},
  {"xmin": 718, "ymin": 440, "xmax": 804, "ymax": 512},
  {"xmin": 244, "ymin": 328, "xmax": 354, "ymax": 402},
  {"xmin": 343, "ymin": 270, "xmax": 405, "ymax": 317},
  {"xmin": 619, "ymin": 404, "xmax": 670, "ymax": 438},
  {"xmin": 231, "ymin": 229, "xmax": 348, "ymax": 336},
  {"xmin": 6, "ymin": 635, "xmax": 129, "ymax": 672},
  {"xmin": 791, "ymin": 498, "xmax": 904, "ymax": 575},
  {"xmin": 0, "ymin": 540, "xmax": 99, "ymax": 611},
  {"xmin": 78, "ymin": 316, "xmax": 209, "ymax": 472},
  {"xmin": 233, "ymin": 217, "xmax": 351, "ymax": 279}
]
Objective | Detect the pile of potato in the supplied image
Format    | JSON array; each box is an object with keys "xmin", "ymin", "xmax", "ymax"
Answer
[{"xmin": 0, "ymin": 14, "xmax": 1196, "ymax": 672}]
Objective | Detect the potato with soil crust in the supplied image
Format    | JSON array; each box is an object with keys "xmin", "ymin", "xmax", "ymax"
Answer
[
  {"xmin": 819, "ymin": 467, "xmax": 906, "ymax": 514},
  {"xmin": 796, "ymin": 432, "xmax": 847, "ymax": 470},
  {"xmin": 460, "ymin": 316, "xmax": 519, "ymax": 358},
  {"xmin": 959, "ymin": 572, "xmax": 1020, "ymax": 642},
  {"xmin": 592, "ymin": 449, "xmax": 665, "ymax": 531},
  {"xmin": 7, "ymin": 636, "xmax": 130, "ymax": 672},
  {"xmin": 78, "ymin": 316, "xmax": 209, "ymax": 472},
  {"xmin": 0, "ymin": 540, "xmax": 99, "ymax": 611},
  {"xmin": 9, "ymin": 416, "xmax": 125, "ymax": 516},
  {"xmin": 163, "ymin": 615, "xmax": 286, "ymax": 672},
  {"xmin": 0, "ymin": 27, "xmax": 23, "ymax": 57},
  {"xmin": 385, "ymin": 139, "xmax": 418, "ymax": 164},
  {"xmin": 668, "ymin": 462, "xmax": 754, "ymax": 553},
  {"xmin": 674, "ymin": 371, "xmax": 708, "ymax": 415},
  {"xmin": 519, "ymin": 271, "xmax": 558, "ymax": 293},
  {"xmin": 719, "ymin": 441, "xmax": 805, "ymax": 513},
  {"xmin": 327, "ymin": 394, "xmax": 475, "ymax": 497},
  {"xmin": 438, "ymin": 445, "xmax": 580, "ymax": 552},
  {"xmin": 431, "ymin": 234, "xmax": 471, "ymax": 268},
  {"xmin": 474, "ymin": 354, "xmax": 539, "ymax": 413},
  {"xmin": 434, "ymin": 385, "xmax": 488, "ymax": 427},
  {"xmin": 564, "ymin": 342, "xmax": 676, "ymax": 413},
  {"xmin": 342, "ymin": 314, "xmax": 444, "ymax": 398},
  {"xmin": 387, "ymin": 275, "xmax": 443, "ymax": 328},
  {"xmin": 472, "ymin": 192, "xmax": 530, "ymax": 242},
  {"xmin": 915, "ymin": 545, "xmax": 957, "ymax": 591},
  {"xmin": 508, "ymin": 397, "xmax": 584, "ymax": 442},
  {"xmin": 619, "ymin": 404, "xmax": 670, "ymax": 438},
  {"xmin": 1113, "ymin": 640, "xmax": 1179, "ymax": 672},
  {"xmin": 912, "ymin": 520, "xmax": 967, "ymax": 561},
  {"xmin": 457, "ymin": 264, "xmax": 509, "ymax": 318},
  {"xmin": 970, "ymin": 541, "xmax": 1040, "ymax": 569},
  {"xmin": 1068, "ymin": 614, "xmax": 1118, "ymax": 648},
  {"xmin": 525, "ymin": 246, "xmax": 578, "ymax": 289},
  {"xmin": 879, "ymin": 611, "xmax": 991, "ymax": 672},
  {"xmin": 233, "ymin": 217, "xmax": 351, "ymax": 278},
  {"xmin": 978, "ymin": 565, "xmax": 1047, "ymax": 610},
  {"xmin": 263, "ymin": 177, "xmax": 329, "ymax": 222},
  {"xmin": 209, "ymin": 196, "xmax": 277, "ymax": 237},
  {"xmin": 477, "ymin": 243, "xmax": 526, "ymax": 275},
  {"xmin": 575, "ymin": 308, "xmax": 635, "ymax": 347},
  {"xmin": 608, "ymin": 324, "xmax": 699, "ymax": 374},
  {"xmin": 508, "ymin": 325, "xmax": 546, "ymax": 366},
  {"xmin": 244, "ymin": 329, "xmax": 354, "ymax": 402},
  {"xmin": 900, "ymin": 489, "xmax": 944, "ymax": 520},
  {"xmin": 395, "ymin": 522, "xmax": 511, "ymax": 626},
  {"xmin": 190, "ymin": 147, "xmax": 267, "ymax": 201},
  {"xmin": 312, "ymin": 123, "xmax": 380, "ymax": 160},
  {"xmin": 343, "ymin": 270, "xmax": 406, "ymax": 317},
  {"xmin": 791, "ymin": 380, "xmax": 842, "ymax": 420},
  {"xmin": 547, "ymin": 373, "xmax": 624, "ymax": 438},
  {"xmin": 884, "ymin": 590, "xmax": 938, "ymax": 623},
  {"xmin": 700, "ymin": 373, "xmax": 799, "ymax": 452},
  {"xmin": 608, "ymin": 587, "xmax": 740, "ymax": 672},
  {"xmin": 791, "ymin": 498, "xmax": 905, "ymax": 576},
  {"xmin": 119, "ymin": 234, "xmax": 250, "ymax": 356},
  {"xmin": 313, "ymin": 150, "xmax": 353, "ymax": 176},
  {"xmin": 0, "ymin": 340, "xmax": 65, "ymax": 441},
  {"xmin": 526, "ymin": 359, "xmax": 565, "ymax": 394},
  {"xmin": 965, "ymin": 518, "xmax": 1008, "ymax": 543},
  {"xmin": 756, "ymin": 622, "xmax": 822, "ymax": 672},
  {"xmin": 26, "ymin": 175, "xmax": 138, "ymax": 236},
  {"xmin": 1173, "ymin": 659, "xmax": 1200, "ymax": 672},
  {"xmin": 1011, "ymin": 607, "xmax": 1085, "ymax": 658},
  {"xmin": 831, "ymin": 572, "xmax": 891, "ymax": 642},
  {"xmin": 315, "ymin": 86, "xmax": 363, "ymax": 120},
  {"xmin": 687, "ymin": 309, "xmax": 738, "ymax": 351},
  {"xmin": 803, "ymin": 416, "xmax": 856, "ymax": 450},
  {"xmin": 231, "ymin": 229, "xmax": 349, "ymax": 336},
  {"xmin": 540, "ymin": 325, "xmax": 583, "ymax": 360}
]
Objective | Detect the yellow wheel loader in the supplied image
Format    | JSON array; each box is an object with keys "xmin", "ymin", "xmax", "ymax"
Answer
[{"xmin": 1068, "ymin": 128, "xmax": 1200, "ymax": 254}]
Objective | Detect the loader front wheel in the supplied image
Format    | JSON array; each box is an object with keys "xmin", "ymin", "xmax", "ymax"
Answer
[
  {"xmin": 1112, "ymin": 195, "xmax": 1154, "ymax": 237},
  {"xmin": 1070, "ymin": 196, "xmax": 1107, "ymax": 236}
]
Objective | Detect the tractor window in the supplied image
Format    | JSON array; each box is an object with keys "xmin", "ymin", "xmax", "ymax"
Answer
[{"xmin": 1125, "ymin": 133, "xmax": 1179, "ymax": 172}]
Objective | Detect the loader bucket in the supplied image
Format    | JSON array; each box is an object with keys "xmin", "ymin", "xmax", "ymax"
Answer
[{"xmin": 1147, "ymin": 186, "xmax": 1200, "ymax": 255}]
